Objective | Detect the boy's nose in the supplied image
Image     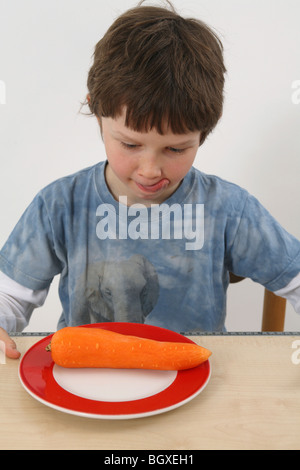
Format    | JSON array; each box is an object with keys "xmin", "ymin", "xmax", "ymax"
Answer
[{"xmin": 137, "ymin": 155, "xmax": 162, "ymax": 180}]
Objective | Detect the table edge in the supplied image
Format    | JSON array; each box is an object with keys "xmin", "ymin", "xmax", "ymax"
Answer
[{"xmin": 11, "ymin": 331, "xmax": 300, "ymax": 337}]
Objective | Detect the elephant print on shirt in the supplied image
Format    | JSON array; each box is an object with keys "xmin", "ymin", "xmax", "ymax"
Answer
[{"xmin": 84, "ymin": 254, "xmax": 159, "ymax": 323}]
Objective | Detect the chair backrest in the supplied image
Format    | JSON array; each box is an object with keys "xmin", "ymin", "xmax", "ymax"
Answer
[
  {"xmin": 262, "ymin": 289, "xmax": 286, "ymax": 332},
  {"xmin": 229, "ymin": 273, "xmax": 286, "ymax": 332}
]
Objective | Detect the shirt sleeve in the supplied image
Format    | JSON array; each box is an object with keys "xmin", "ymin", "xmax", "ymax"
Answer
[
  {"xmin": 274, "ymin": 271, "xmax": 300, "ymax": 314},
  {"xmin": 0, "ymin": 192, "xmax": 63, "ymax": 290},
  {"xmin": 226, "ymin": 193, "xmax": 300, "ymax": 292},
  {"xmin": 0, "ymin": 271, "xmax": 49, "ymax": 332}
]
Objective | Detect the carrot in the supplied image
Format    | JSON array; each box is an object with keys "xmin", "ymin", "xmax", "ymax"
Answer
[{"xmin": 47, "ymin": 326, "xmax": 211, "ymax": 370}]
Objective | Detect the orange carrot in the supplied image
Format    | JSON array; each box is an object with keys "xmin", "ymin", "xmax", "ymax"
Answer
[{"xmin": 47, "ymin": 326, "xmax": 211, "ymax": 370}]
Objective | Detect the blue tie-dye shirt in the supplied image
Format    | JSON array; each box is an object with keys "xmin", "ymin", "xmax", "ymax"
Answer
[{"xmin": 1, "ymin": 161, "xmax": 300, "ymax": 332}]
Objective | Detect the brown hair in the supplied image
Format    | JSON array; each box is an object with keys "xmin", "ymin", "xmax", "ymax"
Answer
[{"xmin": 85, "ymin": 2, "xmax": 226, "ymax": 145}]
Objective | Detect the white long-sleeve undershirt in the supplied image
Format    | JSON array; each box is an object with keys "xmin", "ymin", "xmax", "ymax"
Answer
[{"xmin": 0, "ymin": 272, "xmax": 48, "ymax": 332}]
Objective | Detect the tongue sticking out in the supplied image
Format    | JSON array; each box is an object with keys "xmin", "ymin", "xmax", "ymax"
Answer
[{"xmin": 137, "ymin": 178, "xmax": 170, "ymax": 193}]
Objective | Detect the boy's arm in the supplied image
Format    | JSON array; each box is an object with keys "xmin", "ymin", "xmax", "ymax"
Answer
[{"xmin": 0, "ymin": 272, "xmax": 49, "ymax": 358}]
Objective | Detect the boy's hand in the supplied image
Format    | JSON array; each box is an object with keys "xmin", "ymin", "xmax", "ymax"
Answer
[{"xmin": 0, "ymin": 327, "xmax": 21, "ymax": 359}]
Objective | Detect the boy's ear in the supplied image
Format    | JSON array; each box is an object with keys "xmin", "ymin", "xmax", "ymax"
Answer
[{"xmin": 86, "ymin": 93, "xmax": 91, "ymax": 103}]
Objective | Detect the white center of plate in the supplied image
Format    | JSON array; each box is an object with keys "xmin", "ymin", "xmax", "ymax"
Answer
[{"xmin": 52, "ymin": 365, "xmax": 177, "ymax": 402}]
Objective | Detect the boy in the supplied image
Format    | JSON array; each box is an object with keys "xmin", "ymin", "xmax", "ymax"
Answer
[{"xmin": 1, "ymin": 3, "xmax": 300, "ymax": 359}]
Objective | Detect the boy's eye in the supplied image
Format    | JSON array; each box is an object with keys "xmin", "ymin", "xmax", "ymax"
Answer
[
  {"xmin": 120, "ymin": 142, "xmax": 185, "ymax": 154},
  {"xmin": 168, "ymin": 147, "xmax": 185, "ymax": 154},
  {"xmin": 121, "ymin": 142, "xmax": 138, "ymax": 150}
]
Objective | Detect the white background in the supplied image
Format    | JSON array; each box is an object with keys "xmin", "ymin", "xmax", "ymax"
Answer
[{"xmin": 0, "ymin": 0, "xmax": 299, "ymax": 332}]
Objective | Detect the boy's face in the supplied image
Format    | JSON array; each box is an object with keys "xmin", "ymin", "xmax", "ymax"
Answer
[{"xmin": 100, "ymin": 108, "xmax": 201, "ymax": 206}]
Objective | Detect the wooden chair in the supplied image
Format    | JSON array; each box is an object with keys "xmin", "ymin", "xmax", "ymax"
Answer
[{"xmin": 229, "ymin": 273, "xmax": 287, "ymax": 332}]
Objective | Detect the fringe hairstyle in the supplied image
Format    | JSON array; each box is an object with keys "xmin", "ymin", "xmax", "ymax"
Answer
[{"xmin": 85, "ymin": 3, "xmax": 226, "ymax": 145}]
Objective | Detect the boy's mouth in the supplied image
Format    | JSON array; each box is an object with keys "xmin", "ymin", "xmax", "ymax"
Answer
[{"xmin": 135, "ymin": 178, "xmax": 170, "ymax": 193}]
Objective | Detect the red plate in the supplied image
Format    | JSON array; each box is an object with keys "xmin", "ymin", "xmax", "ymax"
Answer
[{"xmin": 19, "ymin": 323, "xmax": 211, "ymax": 419}]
